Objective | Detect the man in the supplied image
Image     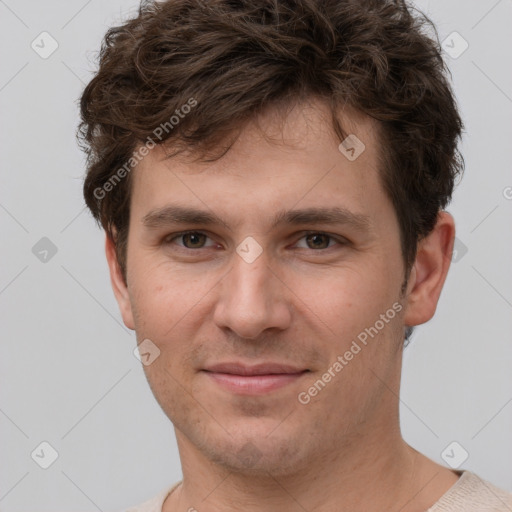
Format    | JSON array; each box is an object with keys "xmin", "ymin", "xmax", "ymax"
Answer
[{"xmin": 79, "ymin": 1, "xmax": 512, "ymax": 511}]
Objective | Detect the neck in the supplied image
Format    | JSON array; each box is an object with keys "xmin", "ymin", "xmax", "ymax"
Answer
[{"xmin": 164, "ymin": 426, "xmax": 443, "ymax": 512}]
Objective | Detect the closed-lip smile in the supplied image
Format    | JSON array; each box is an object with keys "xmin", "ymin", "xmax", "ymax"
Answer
[{"xmin": 202, "ymin": 362, "xmax": 309, "ymax": 394}]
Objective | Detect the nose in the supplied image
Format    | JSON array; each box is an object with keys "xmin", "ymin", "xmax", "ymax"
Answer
[{"xmin": 212, "ymin": 246, "xmax": 292, "ymax": 340}]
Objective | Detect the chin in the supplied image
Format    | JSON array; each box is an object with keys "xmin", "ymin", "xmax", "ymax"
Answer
[{"xmin": 201, "ymin": 427, "xmax": 309, "ymax": 477}]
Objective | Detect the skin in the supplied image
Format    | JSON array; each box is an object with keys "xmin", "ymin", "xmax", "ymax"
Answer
[{"xmin": 106, "ymin": 98, "xmax": 459, "ymax": 512}]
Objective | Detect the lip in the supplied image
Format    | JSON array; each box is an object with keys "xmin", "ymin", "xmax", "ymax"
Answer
[
  {"xmin": 201, "ymin": 362, "xmax": 309, "ymax": 395},
  {"xmin": 203, "ymin": 362, "xmax": 308, "ymax": 376}
]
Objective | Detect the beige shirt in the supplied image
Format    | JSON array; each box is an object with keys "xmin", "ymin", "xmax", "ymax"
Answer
[{"xmin": 125, "ymin": 471, "xmax": 512, "ymax": 512}]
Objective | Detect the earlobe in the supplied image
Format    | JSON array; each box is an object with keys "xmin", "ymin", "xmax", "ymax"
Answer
[
  {"xmin": 402, "ymin": 211, "xmax": 455, "ymax": 328},
  {"xmin": 105, "ymin": 233, "xmax": 135, "ymax": 330}
]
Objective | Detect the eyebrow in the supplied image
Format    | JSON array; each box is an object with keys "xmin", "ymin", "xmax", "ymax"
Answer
[{"xmin": 142, "ymin": 205, "xmax": 372, "ymax": 232}]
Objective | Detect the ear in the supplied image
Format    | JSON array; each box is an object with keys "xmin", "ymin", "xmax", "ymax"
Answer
[
  {"xmin": 105, "ymin": 232, "xmax": 135, "ymax": 330},
  {"xmin": 402, "ymin": 211, "xmax": 455, "ymax": 327}
]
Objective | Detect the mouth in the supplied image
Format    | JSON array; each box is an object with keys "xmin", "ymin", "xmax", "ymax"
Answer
[{"xmin": 201, "ymin": 362, "xmax": 310, "ymax": 395}]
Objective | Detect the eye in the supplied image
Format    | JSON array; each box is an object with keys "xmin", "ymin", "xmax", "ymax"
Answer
[
  {"xmin": 163, "ymin": 230, "xmax": 347, "ymax": 252},
  {"xmin": 294, "ymin": 232, "xmax": 346, "ymax": 250},
  {"xmin": 165, "ymin": 231, "xmax": 217, "ymax": 249}
]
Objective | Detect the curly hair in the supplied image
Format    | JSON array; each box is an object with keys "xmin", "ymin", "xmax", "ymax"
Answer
[{"xmin": 79, "ymin": 0, "xmax": 464, "ymax": 342}]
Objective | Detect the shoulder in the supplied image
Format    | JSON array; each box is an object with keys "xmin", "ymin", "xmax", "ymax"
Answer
[
  {"xmin": 124, "ymin": 481, "xmax": 181, "ymax": 512},
  {"xmin": 428, "ymin": 471, "xmax": 512, "ymax": 512}
]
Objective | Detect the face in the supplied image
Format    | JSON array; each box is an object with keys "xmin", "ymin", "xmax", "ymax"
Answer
[{"xmin": 107, "ymin": 98, "xmax": 447, "ymax": 476}]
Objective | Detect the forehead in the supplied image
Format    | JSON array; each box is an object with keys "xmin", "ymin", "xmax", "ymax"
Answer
[
  {"xmin": 130, "ymin": 98, "xmax": 386, "ymax": 226},
  {"xmin": 157, "ymin": 99, "xmax": 379, "ymax": 170}
]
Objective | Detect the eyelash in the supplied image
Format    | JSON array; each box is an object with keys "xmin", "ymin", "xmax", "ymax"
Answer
[{"xmin": 163, "ymin": 230, "xmax": 348, "ymax": 251}]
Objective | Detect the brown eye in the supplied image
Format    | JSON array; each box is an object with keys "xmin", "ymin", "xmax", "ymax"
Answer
[
  {"xmin": 181, "ymin": 232, "xmax": 207, "ymax": 248},
  {"xmin": 305, "ymin": 233, "xmax": 331, "ymax": 249},
  {"xmin": 164, "ymin": 231, "xmax": 215, "ymax": 250},
  {"xmin": 294, "ymin": 232, "xmax": 347, "ymax": 251}
]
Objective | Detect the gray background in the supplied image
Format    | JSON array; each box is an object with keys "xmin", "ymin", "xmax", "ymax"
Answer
[{"xmin": 1, "ymin": 0, "xmax": 511, "ymax": 511}]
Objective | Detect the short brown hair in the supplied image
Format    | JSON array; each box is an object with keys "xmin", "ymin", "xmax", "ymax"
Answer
[{"xmin": 79, "ymin": 0, "xmax": 464, "ymax": 308}]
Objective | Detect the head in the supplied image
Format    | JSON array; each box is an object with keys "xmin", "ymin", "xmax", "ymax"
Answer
[{"xmin": 79, "ymin": 0, "xmax": 464, "ymax": 475}]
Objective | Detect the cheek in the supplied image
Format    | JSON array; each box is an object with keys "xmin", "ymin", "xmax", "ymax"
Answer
[
  {"xmin": 291, "ymin": 265, "xmax": 404, "ymax": 387},
  {"xmin": 289, "ymin": 264, "xmax": 390, "ymax": 332},
  {"xmin": 129, "ymin": 259, "xmax": 208, "ymax": 332},
  {"xmin": 128, "ymin": 269, "xmax": 219, "ymax": 395}
]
